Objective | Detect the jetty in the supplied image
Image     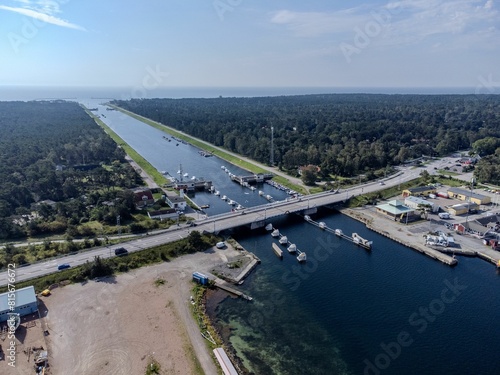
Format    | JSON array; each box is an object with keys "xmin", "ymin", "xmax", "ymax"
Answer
[
  {"xmin": 214, "ymin": 278, "xmax": 253, "ymax": 301},
  {"xmin": 304, "ymin": 215, "xmax": 373, "ymax": 250},
  {"xmin": 230, "ymin": 173, "xmax": 273, "ymax": 185}
]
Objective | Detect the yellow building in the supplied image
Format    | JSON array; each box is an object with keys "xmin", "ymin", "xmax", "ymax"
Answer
[
  {"xmin": 447, "ymin": 188, "xmax": 491, "ymax": 205},
  {"xmin": 446, "ymin": 202, "xmax": 479, "ymax": 216},
  {"xmin": 402, "ymin": 186, "xmax": 437, "ymax": 198}
]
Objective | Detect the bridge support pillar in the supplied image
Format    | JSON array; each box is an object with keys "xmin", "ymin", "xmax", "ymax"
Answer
[{"xmin": 250, "ymin": 220, "xmax": 266, "ymax": 230}]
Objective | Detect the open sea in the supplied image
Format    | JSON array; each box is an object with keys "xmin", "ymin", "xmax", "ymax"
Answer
[{"xmin": 0, "ymin": 85, "xmax": 480, "ymax": 102}]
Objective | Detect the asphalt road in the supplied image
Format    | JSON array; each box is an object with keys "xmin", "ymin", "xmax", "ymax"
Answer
[{"xmin": 0, "ymin": 157, "xmax": 455, "ymax": 287}]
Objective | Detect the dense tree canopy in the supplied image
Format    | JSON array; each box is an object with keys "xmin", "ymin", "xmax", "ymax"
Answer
[
  {"xmin": 113, "ymin": 94, "xmax": 500, "ymax": 178},
  {"xmin": 0, "ymin": 101, "xmax": 142, "ymax": 240}
]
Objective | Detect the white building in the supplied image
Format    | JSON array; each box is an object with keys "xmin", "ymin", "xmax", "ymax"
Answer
[
  {"xmin": 0, "ymin": 286, "xmax": 38, "ymax": 322},
  {"xmin": 404, "ymin": 196, "xmax": 439, "ymax": 213}
]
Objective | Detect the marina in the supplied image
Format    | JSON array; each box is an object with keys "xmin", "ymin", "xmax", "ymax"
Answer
[{"xmin": 269, "ymin": 225, "xmax": 306, "ymax": 262}]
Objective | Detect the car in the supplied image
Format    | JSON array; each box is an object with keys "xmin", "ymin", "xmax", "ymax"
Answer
[
  {"xmin": 114, "ymin": 247, "xmax": 129, "ymax": 256},
  {"xmin": 57, "ymin": 263, "xmax": 71, "ymax": 270}
]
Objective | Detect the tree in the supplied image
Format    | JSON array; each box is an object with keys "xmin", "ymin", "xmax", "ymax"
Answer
[
  {"xmin": 301, "ymin": 166, "xmax": 318, "ymax": 186},
  {"xmin": 419, "ymin": 170, "xmax": 431, "ymax": 185}
]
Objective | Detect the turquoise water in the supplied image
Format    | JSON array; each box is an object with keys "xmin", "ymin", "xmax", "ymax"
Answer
[{"xmin": 213, "ymin": 212, "xmax": 500, "ymax": 375}]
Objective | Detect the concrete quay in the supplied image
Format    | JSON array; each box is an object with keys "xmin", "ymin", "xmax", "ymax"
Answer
[{"xmin": 340, "ymin": 206, "xmax": 500, "ymax": 267}]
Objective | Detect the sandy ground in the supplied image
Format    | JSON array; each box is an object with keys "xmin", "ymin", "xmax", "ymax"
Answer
[{"xmin": 40, "ymin": 247, "xmax": 243, "ymax": 375}]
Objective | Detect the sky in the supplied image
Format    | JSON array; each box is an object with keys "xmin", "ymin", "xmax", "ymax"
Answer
[{"xmin": 0, "ymin": 0, "xmax": 499, "ymax": 91}]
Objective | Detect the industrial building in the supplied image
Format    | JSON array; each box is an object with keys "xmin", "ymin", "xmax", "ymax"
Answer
[
  {"xmin": 404, "ymin": 196, "xmax": 440, "ymax": 213},
  {"xmin": 447, "ymin": 187, "xmax": 491, "ymax": 205},
  {"xmin": 402, "ymin": 186, "xmax": 437, "ymax": 198},
  {"xmin": 446, "ymin": 202, "xmax": 479, "ymax": 216},
  {"xmin": 0, "ymin": 286, "xmax": 38, "ymax": 323}
]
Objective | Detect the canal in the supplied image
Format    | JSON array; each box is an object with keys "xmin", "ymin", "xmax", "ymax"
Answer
[{"xmin": 85, "ymin": 101, "xmax": 290, "ymax": 215}]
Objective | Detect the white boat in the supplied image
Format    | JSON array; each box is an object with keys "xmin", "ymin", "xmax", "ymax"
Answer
[
  {"xmin": 287, "ymin": 244, "xmax": 297, "ymax": 253},
  {"xmin": 236, "ymin": 204, "xmax": 244, "ymax": 210},
  {"xmin": 258, "ymin": 190, "xmax": 264, "ymax": 196},
  {"xmin": 191, "ymin": 176, "xmax": 196, "ymax": 180},
  {"xmin": 271, "ymin": 229, "xmax": 280, "ymax": 237},
  {"xmin": 228, "ymin": 199, "xmax": 236, "ymax": 205},
  {"xmin": 297, "ymin": 252, "xmax": 307, "ymax": 262},
  {"xmin": 335, "ymin": 229, "xmax": 343, "ymax": 237},
  {"xmin": 265, "ymin": 195, "xmax": 273, "ymax": 201},
  {"xmin": 221, "ymin": 165, "xmax": 225, "ymax": 169},
  {"xmin": 214, "ymin": 191, "xmax": 220, "ymax": 196},
  {"xmin": 352, "ymin": 233, "xmax": 373, "ymax": 249},
  {"xmin": 250, "ymin": 186, "xmax": 256, "ymax": 191},
  {"xmin": 319, "ymin": 222, "xmax": 326, "ymax": 230},
  {"xmin": 265, "ymin": 223, "xmax": 273, "ymax": 231},
  {"xmin": 304, "ymin": 215, "xmax": 311, "ymax": 221},
  {"xmin": 279, "ymin": 236, "xmax": 288, "ymax": 245},
  {"xmin": 183, "ymin": 172, "xmax": 189, "ymax": 177},
  {"xmin": 221, "ymin": 195, "xmax": 227, "ymax": 200}
]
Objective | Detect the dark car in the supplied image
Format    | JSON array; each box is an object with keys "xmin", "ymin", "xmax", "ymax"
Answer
[
  {"xmin": 114, "ymin": 247, "xmax": 129, "ymax": 256},
  {"xmin": 57, "ymin": 263, "xmax": 71, "ymax": 270}
]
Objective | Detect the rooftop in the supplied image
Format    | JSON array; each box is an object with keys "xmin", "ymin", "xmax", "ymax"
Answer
[
  {"xmin": 377, "ymin": 200, "xmax": 414, "ymax": 215},
  {"xmin": 406, "ymin": 186, "xmax": 436, "ymax": 193},
  {"xmin": 0, "ymin": 286, "xmax": 36, "ymax": 311},
  {"xmin": 447, "ymin": 187, "xmax": 488, "ymax": 200}
]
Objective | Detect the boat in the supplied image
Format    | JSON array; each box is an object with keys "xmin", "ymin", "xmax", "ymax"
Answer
[
  {"xmin": 265, "ymin": 194, "xmax": 273, "ymax": 201},
  {"xmin": 279, "ymin": 236, "xmax": 288, "ymax": 245},
  {"xmin": 297, "ymin": 252, "xmax": 307, "ymax": 262},
  {"xmin": 221, "ymin": 195, "xmax": 227, "ymax": 201},
  {"xmin": 258, "ymin": 190, "xmax": 264, "ymax": 196},
  {"xmin": 335, "ymin": 229, "xmax": 343, "ymax": 237},
  {"xmin": 287, "ymin": 244, "xmax": 297, "ymax": 253},
  {"xmin": 304, "ymin": 215, "xmax": 311, "ymax": 221},
  {"xmin": 200, "ymin": 204, "xmax": 210, "ymax": 209},
  {"xmin": 236, "ymin": 204, "xmax": 244, "ymax": 210},
  {"xmin": 221, "ymin": 165, "xmax": 225, "ymax": 169},
  {"xmin": 271, "ymin": 229, "xmax": 280, "ymax": 237},
  {"xmin": 191, "ymin": 176, "xmax": 196, "ymax": 180},
  {"xmin": 214, "ymin": 191, "xmax": 220, "ymax": 196},
  {"xmin": 352, "ymin": 233, "xmax": 373, "ymax": 249},
  {"xmin": 250, "ymin": 186, "xmax": 256, "ymax": 191},
  {"xmin": 265, "ymin": 223, "xmax": 273, "ymax": 231},
  {"xmin": 228, "ymin": 199, "xmax": 236, "ymax": 205},
  {"xmin": 183, "ymin": 172, "xmax": 189, "ymax": 177},
  {"xmin": 319, "ymin": 222, "xmax": 326, "ymax": 230}
]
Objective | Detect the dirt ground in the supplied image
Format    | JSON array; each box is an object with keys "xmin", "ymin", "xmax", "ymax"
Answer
[
  {"xmin": 40, "ymin": 246, "xmax": 244, "ymax": 375},
  {"xmin": 0, "ymin": 312, "xmax": 47, "ymax": 375}
]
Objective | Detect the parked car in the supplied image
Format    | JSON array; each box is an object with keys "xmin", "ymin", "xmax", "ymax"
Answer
[
  {"xmin": 114, "ymin": 247, "xmax": 129, "ymax": 256},
  {"xmin": 57, "ymin": 263, "xmax": 71, "ymax": 270}
]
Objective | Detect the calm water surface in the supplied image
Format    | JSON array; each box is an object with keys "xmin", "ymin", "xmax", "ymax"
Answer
[{"xmin": 213, "ymin": 212, "xmax": 500, "ymax": 375}]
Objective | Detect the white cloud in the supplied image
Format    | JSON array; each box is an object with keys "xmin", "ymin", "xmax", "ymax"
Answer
[
  {"xmin": 0, "ymin": 0, "xmax": 85, "ymax": 30},
  {"xmin": 271, "ymin": 0, "xmax": 499, "ymax": 47}
]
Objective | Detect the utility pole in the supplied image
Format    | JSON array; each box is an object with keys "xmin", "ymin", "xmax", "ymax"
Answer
[
  {"xmin": 465, "ymin": 177, "xmax": 475, "ymax": 228},
  {"xmin": 117, "ymin": 215, "xmax": 121, "ymax": 236}
]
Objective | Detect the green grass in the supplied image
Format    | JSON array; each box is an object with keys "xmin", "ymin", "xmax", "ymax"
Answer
[
  {"xmin": 110, "ymin": 105, "xmax": 308, "ymax": 194},
  {"xmin": 84, "ymin": 107, "xmax": 168, "ymax": 186},
  {"xmin": 436, "ymin": 169, "xmax": 460, "ymax": 176}
]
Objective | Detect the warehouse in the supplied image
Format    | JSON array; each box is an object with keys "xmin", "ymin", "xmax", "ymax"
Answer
[
  {"xmin": 446, "ymin": 202, "xmax": 479, "ymax": 216},
  {"xmin": 404, "ymin": 196, "xmax": 439, "ymax": 213},
  {"xmin": 447, "ymin": 187, "xmax": 491, "ymax": 205},
  {"xmin": 402, "ymin": 186, "xmax": 437, "ymax": 198},
  {"xmin": 0, "ymin": 285, "xmax": 38, "ymax": 323}
]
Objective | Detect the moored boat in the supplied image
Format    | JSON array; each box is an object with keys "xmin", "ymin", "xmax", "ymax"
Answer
[
  {"xmin": 319, "ymin": 222, "xmax": 326, "ymax": 229},
  {"xmin": 287, "ymin": 244, "xmax": 297, "ymax": 253},
  {"xmin": 279, "ymin": 236, "xmax": 288, "ymax": 245},
  {"xmin": 297, "ymin": 252, "xmax": 307, "ymax": 262},
  {"xmin": 265, "ymin": 223, "xmax": 273, "ymax": 231},
  {"xmin": 271, "ymin": 229, "xmax": 280, "ymax": 237},
  {"xmin": 335, "ymin": 229, "xmax": 343, "ymax": 237}
]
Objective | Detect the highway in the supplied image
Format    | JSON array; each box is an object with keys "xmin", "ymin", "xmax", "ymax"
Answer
[{"xmin": 0, "ymin": 157, "xmax": 449, "ymax": 287}]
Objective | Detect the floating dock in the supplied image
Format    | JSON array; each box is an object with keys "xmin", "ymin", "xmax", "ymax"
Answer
[
  {"xmin": 304, "ymin": 215, "xmax": 373, "ymax": 250},
  {"xmin": 272, "ymin": 243, "xmax": 283, "ymax": 258}
]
